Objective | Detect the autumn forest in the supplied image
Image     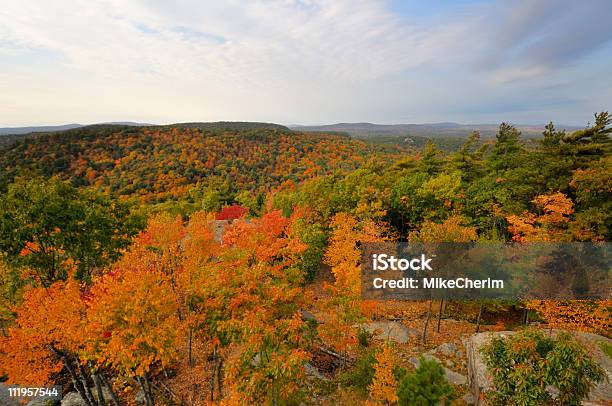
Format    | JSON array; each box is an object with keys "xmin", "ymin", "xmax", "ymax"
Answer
[{"xmin": 0, "ymin": 114, "xmax": 610, "ymax": 405}]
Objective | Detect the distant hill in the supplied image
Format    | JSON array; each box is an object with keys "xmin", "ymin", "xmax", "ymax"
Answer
[
  {"xmin": 161, "ymin": 121, "xmax": 290, "ymax": 132},
  {"xmin": 0, "ymin": 123, "xmax": 83, "ymax": 135},
  {"xmin": 0, "ymin": 121, "xmax": 290, "ymax": 148},
  {"xmin": 0, "ymin": 123, "xmax": 386, "ymax": 202},
  {"xmin": 290, "ymin": 122, "xmax": 583, "ymax": 139},
  {"xmin": 0, "ymin": 122, "xmax": 153, "ymax": 135},
  {"xmin": 0, "ymin": 121, "xmax": 288, "ymax": 136}
]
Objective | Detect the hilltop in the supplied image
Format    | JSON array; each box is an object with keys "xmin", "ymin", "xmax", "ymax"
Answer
[
  {"xmin": 0, "ymin": 121, "xmax": 290, "ymax": 146},
  {"xmin": 0, "ymin": 123, "xmax": 390, "ymax": 203},
  {"xmin": 0, "ymin": 122, "xmax": 153, "ymax": 136}
]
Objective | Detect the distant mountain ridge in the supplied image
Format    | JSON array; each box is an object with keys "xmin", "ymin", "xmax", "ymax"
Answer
[
  {"xmin": 0, "ymin": 123, "xmax": 83, "ymax": 135},
  {"xmin": 0, "ymin": 121, "xmax": 291, "ymax": 136},
  {"xmin": 0, "ymin": 121, "xmax": 291, "ymax": 148},
  {"xmin": 290, "ymin": 122, "xmax": 583, "ymax": 138},
  {"xmin": 1, "ymin": 120, "xmax": 584, "ymax": 141},
  {"xmin": 0, "ymin": 122, "xmax": 153, "ymax": 135}
]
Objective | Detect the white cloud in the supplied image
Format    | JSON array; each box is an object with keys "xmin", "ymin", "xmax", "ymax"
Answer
[{"xmin": 0, "ymin": 0, "xmax": 610, "ymax": 125}]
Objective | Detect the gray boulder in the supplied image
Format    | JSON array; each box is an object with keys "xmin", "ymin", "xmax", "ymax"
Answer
[
  {"xmin": 300, "ymin": 309, "xmax": 319, "ymax": 323},
  {"xmin": 435, "ymin": 342, "xmax": 459, "ymax": 356},
  {"xmin": 0, "ymin": 383, "xmax": 21, "ymax": 406},
  {"xmin": 361, "ymin": 321, "xmax": 419, "ymax": 344},
  {"xmin": 304, "ymin": 362, "xmax": 328, "ymax": 381},
  {"xmin": 60, "ymin": 388, "xmax": 114, "ymax": 406},
  {"xmin": 26, "ymin": 400, "xmax": 56, "ymax": 406},
  {"xmin": 135, "ymin": 389, "xmax": 146, "ymax": 404},
  {"xmin": 61, "ymin": 392, "xmax": 86, "ymax": 406},
  {"xmin": 462, "ymin": 392, "xmax": 476, "ymax": 404}
]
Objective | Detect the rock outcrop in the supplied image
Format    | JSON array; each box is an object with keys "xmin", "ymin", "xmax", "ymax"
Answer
[
  {"xmin": 361, "ymin": 321, "xmax": 420, "ymax": 344},
  {"xmin": 465, "ymin": 331, "xmax": 611, "ymax": 405}
]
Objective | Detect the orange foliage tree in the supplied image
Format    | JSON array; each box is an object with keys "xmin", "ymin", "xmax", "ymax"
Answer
[
  {"xmin": 218, "ymin": 210, "xmax": 310, "ymax": 405},
  {"xmin": 408, "ymin": 215, "xmax": 477, "ymax": 243},
  {"xmin": 507, "ymin": 192, "xmax": 609, "ymax": 335},
  {"xmin": 83, "ymin": 268, "xmax": 182, "ymax": 405},
  {"xmin": 0, "ymin": 274, "xmax": 118, "ymax": 405},
  {"xmin": 506, "ymin": 192, "xmax": 574, "ymax": 242}
]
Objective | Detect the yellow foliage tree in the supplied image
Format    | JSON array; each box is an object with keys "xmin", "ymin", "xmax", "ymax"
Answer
[
  {"xmin": 319, "ymin": 213, "xmax": 384, "ymax": 353},
  {"xmin": 368, "ymin": 344, "xmax": 398, "ymax": 405}
]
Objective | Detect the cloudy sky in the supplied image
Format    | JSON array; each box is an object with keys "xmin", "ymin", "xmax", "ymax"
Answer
[{"xmin": 1, "ymin": 0, "xmax": 611, "ymax": 126}]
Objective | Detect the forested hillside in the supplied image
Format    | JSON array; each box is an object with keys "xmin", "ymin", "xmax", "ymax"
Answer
[
  {"xmin": 0, "ymin": 124, "xmax": 393, "ymax": 203},
  {"xmin": 0, "ymin": 113, "xmax": 610, "ymax": 405}
]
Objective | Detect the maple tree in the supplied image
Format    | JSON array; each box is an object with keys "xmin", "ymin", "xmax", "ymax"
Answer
[
  {"xmin": 0, "ymin": 272, "xmax": 120, "ymax": 406},
  {"xmin": 215, "ymin": 203, "xmax": 248, "ymax": 220},
  {"xmin": 218, "ymin": 211, "xmax": 310, "ymax": 405},
  {"xmin": 506, "ymin": 192, "xmax": 574, "ymax": 242},
  {"xmin": 83, "ymin": 267, "xmax": 182, "ymax": 406}
]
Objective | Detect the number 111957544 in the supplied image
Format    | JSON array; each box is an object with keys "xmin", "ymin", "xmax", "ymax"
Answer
[{"xmin": 6, "ymin": 385, "xmax": 61, "ymax": 399}]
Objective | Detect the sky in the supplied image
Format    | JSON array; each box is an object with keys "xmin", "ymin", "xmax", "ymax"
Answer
[{"xmin": 1, "ymin": 0, "xmax": 611, "ymax": 127}]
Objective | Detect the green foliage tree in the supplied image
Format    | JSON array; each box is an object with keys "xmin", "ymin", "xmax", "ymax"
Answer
[
  {"xmin": 562, "ymin": 111, "xmax": 611, "ymax": 161},
  {"xmin": 338, "ymin": 349, "xmax": 377, "ymax": 394},
  {"xmin": 396, "ymin": 356, "xmax": 455, "ymax": 406},
  {"xmin": 419, "ymin": 141, "xmax": 444, "ymax": 175},
  {"xmin": 481, "ymin": 330, "xmax": 605, "ymax": 406},
  {"xmin": 488, "ymin": 122, "xmax": 525, "ymax": 172},
  {"xmin": 542, "ymin": 121, "xmax": 566, "ymax": 148},
  {"xmin": 292, "ymin": 218, "xmax": 327, "ymax": 282},
  {"xmin": 0, "ymin": 177, "xmax": 143, "ymax": 285},
  {"xmin": 570, "ymin": 156, "xmax": 612, "ymax": 240},
  {"xmin": 451, "ymin": 131, "xmax": 487, "ymax": 182},
  {"xmin": 235, "ymin": 190, "xmax": 265, "ymax": 216}
]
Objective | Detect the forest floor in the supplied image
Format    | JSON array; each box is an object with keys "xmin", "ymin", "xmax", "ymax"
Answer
[{"xmin": 301, "ymin": 266, "xmax": 527, "ymax": 405}]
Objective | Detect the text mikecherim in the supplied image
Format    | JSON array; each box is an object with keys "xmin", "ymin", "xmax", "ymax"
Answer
[{"xmin": 370, "ymin": 254, "xmax": 504, "ymax": 290}]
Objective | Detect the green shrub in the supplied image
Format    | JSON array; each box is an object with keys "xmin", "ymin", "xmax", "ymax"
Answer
[
  {"xmin": 339, "ymin": 349, "xmax": 376, "ymax": 394},
  {"xmin": 481, "ymin": 330, "xmax": 605, "ymax": 406},
  {"xmin": 357, "ymin": 327, "xmax": 372, "ymax": 348},
  {"xmin": 396, "ymin": 356, "xmax": 455, "ymax": 406},
  {"xmin": 600, "ymin": 341, "xmax": 612, "ymax": 358}
]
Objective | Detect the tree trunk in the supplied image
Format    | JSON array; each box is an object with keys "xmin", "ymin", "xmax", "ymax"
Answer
[
  {"xmin": 422, "ymin": 300, "xmax": 433, "ymax": 343},
  {"xmin": 144, "ymin": 372, "xmax": 155, "ymax": 406},
  {"xmin": 271, "ymin": 377, "xmax": 278, "ymax": 406},
  {"xmin": 210, "ymin": 345, "xmax": 217, "ymax": 402},
  {"xmin": 99, "ymin": 373, "xmax": 121, "ymax": 406},
  {"xmin": 436, "ymin": 299, "xmax": 444, "ymax": 333},
  {"xmin": 77, "ymin": 360, "xmax": 98, "ymax": 406},
  {"xmin": 475, "ymin": 304, "xmax": 484, "ymax": 333},
  {"xmin": 92, "ymin": 371, "xmax": 107, "ymax": 406},
  {"xmin": 188, "ymin": 328, "xmax": 194, "ymax": 367},
  {"xmin": 217, "ymin": 356, "xmax": 223, "ymax": 397},
  {"xmin": 137, "ymin": 377, "xmax": 151, "ymax": 406},
  {"xmin": 48, "ymin": 347, "xmax": 93, "ymax": 406}
]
